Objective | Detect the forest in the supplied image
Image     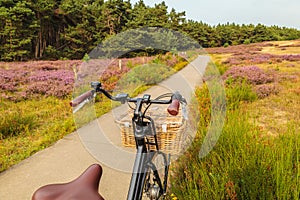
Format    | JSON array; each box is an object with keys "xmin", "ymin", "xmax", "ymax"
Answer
[{"xmin": 1, "ymin": 0, "xmax": 300, "ymax": 61}]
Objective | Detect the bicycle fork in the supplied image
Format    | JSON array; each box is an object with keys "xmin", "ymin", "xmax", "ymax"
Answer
[{"xmin": 127, "ymin": 145, "xmax": 148, "ymax": 200}]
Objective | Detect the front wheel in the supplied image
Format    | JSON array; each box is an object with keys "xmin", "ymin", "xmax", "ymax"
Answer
[{"xmin": 142, "ymin": 152, "xmax": 170, "ymax": 200}]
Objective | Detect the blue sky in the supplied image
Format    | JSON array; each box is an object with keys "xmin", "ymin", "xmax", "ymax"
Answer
[{"xmin": 129, "ymin": 0, "xmax": 300, "ymax": 29}]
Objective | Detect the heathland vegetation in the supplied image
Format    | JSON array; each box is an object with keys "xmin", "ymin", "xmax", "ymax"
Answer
[
  {"xmin": 0, "ymin": 0, "xmax": 299, "ymax": 199},
  {"xmin": 1, "ymin": 40, "xmax": 299, "ymax": 198},
  {"xmin": 169, "ymin": 40, "xmax": 300, "ymax": 199}
]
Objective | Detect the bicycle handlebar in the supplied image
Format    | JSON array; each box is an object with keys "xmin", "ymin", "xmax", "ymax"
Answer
[
  {"xmin": 70, "ymin": 82, "xmax": 186, "ymax": 116},
  {"xmin": 70, "ymin": 90, "xmax": 94, "ymax": 107}
]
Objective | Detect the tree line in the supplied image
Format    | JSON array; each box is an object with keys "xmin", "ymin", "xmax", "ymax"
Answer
[{"xmin": 1, "ymin": 0, "xmax": 300, "ymax": 61}]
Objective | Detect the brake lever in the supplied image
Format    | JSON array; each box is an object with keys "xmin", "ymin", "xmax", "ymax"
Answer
[
  {"xmin": 181, "ymin": 102, "xmax": 188, "ymax": 120},
  {"xmin": 115, "ymin": 93, "xmax": 129, "ymax": 104},
  {"xmin": 176, "ymin": 92, "xmax": 188, "ymax": 120}
]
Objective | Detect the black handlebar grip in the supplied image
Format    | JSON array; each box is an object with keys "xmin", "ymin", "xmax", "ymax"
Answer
[
  {"xmin": 167, "ymin": 98, "xmax": 180, "ymax": 116},
  {"xmin": 70, "ymin": 90, "xmax": 93, "ymax": 107}
]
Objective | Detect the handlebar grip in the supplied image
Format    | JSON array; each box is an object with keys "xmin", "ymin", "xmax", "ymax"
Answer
[
  {"xmin": 70, "ymin": 90, "xmax": 94, "ymax": 107},
  {"xmin": 167, "ymin": 99, "xmax": 180, "ymax": 116}
]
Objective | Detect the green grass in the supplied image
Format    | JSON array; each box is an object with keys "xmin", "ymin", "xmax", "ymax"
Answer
[
  {"xmin": 168, "ymin": 42, "xmax": 300, "ymax": 199},
  {"xmin": 225, "ymin": 80, "xmax": 257, "ymax": 110},
  {"xmin": 0, "ymin": 97, "xmax": 75, "ymax": 172},
  {"xmin": 0, "ymin": 95, "xmax": 130, "ymax": 172},
  {"xmin": 169, "ymin": 86, "xmax": 299, "ymax": 199}
]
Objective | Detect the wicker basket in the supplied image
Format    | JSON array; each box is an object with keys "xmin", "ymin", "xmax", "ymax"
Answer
[{"xmin": 116, "ymin": 105, "xmax": 186, "ymax": 154}]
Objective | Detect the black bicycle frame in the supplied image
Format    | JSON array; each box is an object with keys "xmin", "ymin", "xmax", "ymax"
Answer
[
  {"xmin": 126, "ymin": 98, "xmax": 165, "ymax": 200},
  {"xmin": 126, "ymin": 143, "xmax": 148, "ymax": 200}
]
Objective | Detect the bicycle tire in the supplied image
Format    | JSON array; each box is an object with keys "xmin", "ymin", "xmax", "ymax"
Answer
[{"xmin": 141, "ymin": 151, "xmax": 170, "ymax": 200}]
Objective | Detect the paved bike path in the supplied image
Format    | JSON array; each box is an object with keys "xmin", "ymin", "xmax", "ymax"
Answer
[{"xmin": 0, "ymin": 56, "xmax": 209, "ymax": 200}]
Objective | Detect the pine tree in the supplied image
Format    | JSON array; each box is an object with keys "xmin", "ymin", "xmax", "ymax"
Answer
[
  {"xmin": 167, "ymin": 8, "xmax": 185, "ymax": 31},
  {"xmin": 95, "ymin": 0, "xmax": 131, "ymax": 37},
  {"xmin": 0, "ymin": 0, "xmax": 38, "ymax": 61},
  {"xmin": 59, "ymin": 0, "xmax": 96, "ymax": 59},
  {"xmin": 31, "ymin": 0, "xmax": 64, "ymax": 59}
]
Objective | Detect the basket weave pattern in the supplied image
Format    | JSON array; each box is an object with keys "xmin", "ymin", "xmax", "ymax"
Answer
[{"xmin": 116, "ymin": 105, "xmax": 186, "ymax": 154}]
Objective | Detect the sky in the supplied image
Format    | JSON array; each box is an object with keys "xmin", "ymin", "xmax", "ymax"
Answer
[{"xmin": 129, "ymin": 0, "xmax": 300, "ymax": 29}]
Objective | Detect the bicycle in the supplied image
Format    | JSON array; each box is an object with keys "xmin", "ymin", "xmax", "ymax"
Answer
[{"xmin": 32, "ymin": 81, "xmax": 187, "ymax": 200}]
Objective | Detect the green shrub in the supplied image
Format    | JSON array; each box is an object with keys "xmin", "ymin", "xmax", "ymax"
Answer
[
  {"xmin": 152, "ymin": 55, "xmax": 163, "ymax": 64},
  {"xmin": 126, "ymin": 60, "xmax": 134, "ymax": 68},
  {"xmin": 223, "ymin": 42, "xmax": 230, "ymax": 47},
  {"xmin": 43, "ymin": 45, "xmax": 60, "ymax": 60},
  {"xmin": 117, "ymin": 63, "xmax": 173, "ymax": 95},
  {"xmin": 172, "ymin": 61, "xmax": 188, "ymax": 71},
  {"xmin": 82, "ymin": 53, "xmax": 90, "ymax": 62},
  {"xmin": 193, "ymin": 85, "xmax": 211, "ymax": 127},
  {"xmin": 226, "ymin": 80, "xmax": 257, "ymax": 109},
  {"xmin": 215, "ymin": 63, "xmax": 228, "ymax": 75},
  {"xmin": 243, "ymin": 39, "xmax": 251, "ymax": 44}
]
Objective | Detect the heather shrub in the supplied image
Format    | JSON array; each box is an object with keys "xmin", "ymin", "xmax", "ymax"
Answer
[
  {"xmin": 0, "ymin": 61, "xmax": 78, "ymax": 101},
  {"xmin": 0, "ymin": 58, "xmax": 159, "ymax": 100},
  {"xmin": 24, "ymin": 69, "xmax": 74, "ymax": 98},
  {"xmin": 223, "ymin": 53, "xmax": 300, "ymax": 66},
  {"xmin": 99, "ymin": 64, "xmax": 130, "ymax": 90},
  {"xmin": 280, "ymin": 54, "xmax": 300, "ymax": 62},
  {"xmin": 223, "ymin": 53, "xmax": 274, "ymax": 66},
  {"xmin": 255, "ymin": 84, "xmax": 280, "ymax": 99},
  {"xmin": 222, "ymin": 66, "xmax": 279, "ymax": 100},
  {"xmin": 161, "ymin": 53, "xmax": 179, "ymax": 67},
  {"xmin": 222, "ymin": 66, "xmax": 274, "ymax": 85},
  {"xmin": 0, "ymin": 69, "xmax": 28, "ymax": 92}
]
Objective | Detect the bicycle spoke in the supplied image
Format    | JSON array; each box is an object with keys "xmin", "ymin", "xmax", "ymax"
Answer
[{"xmin": 141, "ymin": 152, "xmax": 169, "ymax": 200}]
